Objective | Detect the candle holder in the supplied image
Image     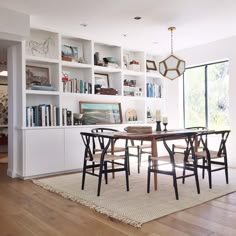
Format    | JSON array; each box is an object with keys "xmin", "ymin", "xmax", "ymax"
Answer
[
  {"xmin": 156, "ymin": 121, "xmax": 161, "ymax": 131},
  {"xmin": 163, "ymin": 123, "xmax": 168, "ymax": 131}
]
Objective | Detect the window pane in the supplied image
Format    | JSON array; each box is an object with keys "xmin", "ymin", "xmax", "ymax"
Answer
[
  {"xmin": 207, "ymin": 62, "xmax": 229, "ymax": 129},
  {"xmin": 184, "ymin": 66, "xmax": 206, "ymax": 127}
]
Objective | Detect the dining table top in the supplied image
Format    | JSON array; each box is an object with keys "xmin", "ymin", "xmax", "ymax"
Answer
[{"xmin": 111, "ymin": 129, "xmax": 200, "ymax": 141}]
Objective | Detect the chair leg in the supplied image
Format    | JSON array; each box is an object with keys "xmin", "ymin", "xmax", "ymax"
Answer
[
  {"xmin": 224, "ymin": 156, "xmax": 229, "ymax": 184},
  {"xmin": 81, "ymin": 160, "xmax": 87, "ymax": 190},
  {"xmin": 137, "ymin": 146, "xmax": 141, "ymax": 174},
  {"xmin": 92, "ymin": 161, "xmax": 95, "ymax": 174},
  {"xmin": 127, "ymin": 153, "xmax": 130, "ymax": 175},
  {"xmin": 194, "ymin": 160, "xmax": 200, "ymax": 194},
  {"xmin": 147, "ymin": 156, "xmax": 151, "ymax": 193},
  {"xmin": 202, "ymin": 158, "xmax": 205, "ymax": 179},
  {"xmin": 207, "ymin": 163, "xmax": 212, "ymax": 189},
  {"xmin": 97, "ymin": 163, "xmax": 104, "ymax": 196},
  {"xmin": 173, "ymin": 173, "xmax": 179, "ymax": 200},
  {"xmin": 182, "ymin": 162, "xmax": 186, "ymax": 184},
  {"xmin": 104, "ymin": 161, "xmax": 108, "ymax": 184},
  {"xmin": 125, "ymin": 158, "xmax": 129, "ymax": 192}
]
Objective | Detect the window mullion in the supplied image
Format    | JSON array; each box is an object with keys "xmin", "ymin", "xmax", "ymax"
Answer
[{"xmin": 205, "ymin": 65, "xmax": 208, "ymax": 128}]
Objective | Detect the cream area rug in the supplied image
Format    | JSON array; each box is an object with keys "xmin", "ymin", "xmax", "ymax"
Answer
[{"xmin": 33, "ymin": 167, "xmax": 236, "ymax": 227}]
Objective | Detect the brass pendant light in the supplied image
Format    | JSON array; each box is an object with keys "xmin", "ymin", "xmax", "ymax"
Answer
[{"xmin": 159, "ymin": 27, "xmax": 185, "ymax": 80}]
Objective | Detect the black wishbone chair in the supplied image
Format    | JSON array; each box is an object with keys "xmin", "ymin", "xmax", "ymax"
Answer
[
  {"xmin": 80, "ymin": 132, "xmax": 129, "ymax": 196},
  {"xmin": 173, "ymin": 126, "xmax": 206, "ymax": 155},
  {"xmin": 194, "ymin": 130, "xmax": 230, "ymax": 189},
  {"xmin": 147, "ymin": 132, "xmax": 200, "ymax": 200}
]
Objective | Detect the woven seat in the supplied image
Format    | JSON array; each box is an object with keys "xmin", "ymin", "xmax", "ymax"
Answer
[{"xmin": 86, "ymin": 153, "xmax": 126, "ymax": 162}]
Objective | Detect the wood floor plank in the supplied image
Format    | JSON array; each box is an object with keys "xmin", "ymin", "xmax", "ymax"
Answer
[
  {"xmin": 171, "ymin": 211, "xmax": 236, "ymax": 236},
  {"xmin": 1, "ymin": 165, "xmax": 236, "ymax": 236}
]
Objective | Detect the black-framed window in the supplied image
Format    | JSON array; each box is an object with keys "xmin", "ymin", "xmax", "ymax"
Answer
[{"xmin": 183, "ymin": 60, "xmax": 229, "ymax": 129}]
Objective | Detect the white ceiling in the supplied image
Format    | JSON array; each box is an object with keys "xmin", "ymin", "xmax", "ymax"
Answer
[{"xmin": 1, "ymin": 0, "xmax": 236, "ymax": 55}]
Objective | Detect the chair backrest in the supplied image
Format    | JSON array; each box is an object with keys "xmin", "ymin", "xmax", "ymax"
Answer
[
  {"xmin": 157, "ymin": 132, "xmax": 197, "ymax": 161},
  {"xmin": 80, "ymin": 132, "xmax": 113, "ymax": 161},
  {"xmin": 186, "ymin": 127, "xmax": 207, "ymax": 149},
  {"xmin": 197, "ymin": 130, "xmax": 230, "ymax": 157},
  {"xmin": 91, "ymin": 128, "xmax": 119, "ymax": 152}
]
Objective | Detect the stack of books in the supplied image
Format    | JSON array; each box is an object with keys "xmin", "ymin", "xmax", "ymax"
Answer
[{"xmin": 126, "ymin": 126, "xmax": 152, "ymax": 134}]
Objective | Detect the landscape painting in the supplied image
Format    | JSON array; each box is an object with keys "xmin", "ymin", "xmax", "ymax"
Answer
[{"xmin": 79, "ymin": 101, "xmax": 122, "ymax": 125}]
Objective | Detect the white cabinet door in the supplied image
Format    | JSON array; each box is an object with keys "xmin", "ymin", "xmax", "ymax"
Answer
[
  {"xmin": 64, "ymin": 127, "xmax": 90, "ymax": 170},
  {"xmin": 24, "ymin": 129, "xmax": 65, "ymax": 177}
]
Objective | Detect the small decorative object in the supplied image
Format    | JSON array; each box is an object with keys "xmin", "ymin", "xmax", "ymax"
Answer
[
  {"xmin": 99, "ymin": 88, "xmax": 118, "ymax": 95},
  {"xmin": 123, "ymin": 54, "xmax": 129, "ymax": 68},
  {"xmin": 62, "ymin": 71, "xmax": 69, "ymax": 92},
  {"xmin": 94, "ymin": 52, "xmax": 99, "ymax": 65},
  {"xmin": 128, "ymin": 60, "xmax": 140, "ymax": 71},
  {"xmin": 156, "ymin": 121, "xmax": 161, "ymax": 131},
  {"xmin": 78, "ymin": 57, "xmax": 86, "ymax": 64},
  {"xmin": 162, "ymin": 116, "xmax": 168, "ymax": 131},
  {"xmin": 156, "ymin": 110, "xmax": 161, "ymax": 121},
  {"xmin": 125, "ymin": 108, "xmax": 138, "ymax": 121},
  {"xmin": 147, "ymin": 107, "xmax": 152, "ymax": 118},
  {"xmin": 94, "ymin": 73, "xmax": 109, "ymax": 88},
  {"xmin": 159, "ymin": 27, "xmax": 185, "ymax": 80},
  {"xmin": 103, "ymin": 57, "xmax": 117, "ymax": 63},
  {"xmin": 135, "ymin": 88, "xmax": 142, "ymax": 97},
  {"xmin": 146, "ymin": 60, "xmax": 157, "ymax": 71},
  {"xmin": 26, "ymin": 65, "xmax": 50, "ymax": 89}
]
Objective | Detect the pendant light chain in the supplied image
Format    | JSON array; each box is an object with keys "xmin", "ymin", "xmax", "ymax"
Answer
[{"xmin": 171, "ymin": 28, "xmax": 173, "ymax": 55}]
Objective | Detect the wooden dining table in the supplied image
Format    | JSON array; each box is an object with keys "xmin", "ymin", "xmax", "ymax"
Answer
[{"xmin": 111, "ymin": 129, "xmax": 200, "ymax": 191}]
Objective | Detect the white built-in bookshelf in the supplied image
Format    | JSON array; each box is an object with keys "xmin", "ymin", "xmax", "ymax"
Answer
[{"xmin": 22, "ymin": 28, "xmax": 165, "ymax": 177}]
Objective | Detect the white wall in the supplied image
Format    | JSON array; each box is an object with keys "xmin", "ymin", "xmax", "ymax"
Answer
[{"xmin": 164, "ymin": 36, "xmax": 236, "ymax": 167}]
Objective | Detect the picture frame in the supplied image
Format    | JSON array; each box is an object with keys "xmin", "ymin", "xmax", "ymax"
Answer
[
  {"xmin": 79, "ymin": 101, "xmax": 122, "ymax": 125},
  {"xmin": 94, "ymin": 73, "xmax": 109, "ymax": 88},
  {"xmin": 26, "ymin": 65, "xmax": 50, "ymax": 89},
  {"xmin": 146, "ymin": 60, "xmax": 157, "ymax": 71},
  {"xmin": 0, "ymin": 84, "xmax": 8, "ymax": 126},
  {"xmin": 61, "ymin": 44, "xmax": 79, "ymax": 60}
]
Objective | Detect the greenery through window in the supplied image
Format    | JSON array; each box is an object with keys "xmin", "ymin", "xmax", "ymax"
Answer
[{"xmin": 183, "ymin": 61, "xmax": 229, "ymax": 129}]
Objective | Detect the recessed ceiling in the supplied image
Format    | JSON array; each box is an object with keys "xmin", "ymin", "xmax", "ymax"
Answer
[{"xmin": 1, "ymin": 0, "xmax": 236, "ymax": 54}]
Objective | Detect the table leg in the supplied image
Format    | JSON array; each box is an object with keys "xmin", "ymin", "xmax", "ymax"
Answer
[{"xmin": 151, "ymin": 138, "xmax": 158, "ymax": 190}]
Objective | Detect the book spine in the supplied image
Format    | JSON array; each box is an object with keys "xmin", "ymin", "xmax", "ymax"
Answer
[{"xmin": 56, "ymin": 107, "xmax": 60, "ymax": 126}]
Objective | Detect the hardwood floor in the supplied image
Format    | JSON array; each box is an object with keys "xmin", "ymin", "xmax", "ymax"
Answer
[{"xmin": 0, "ymin": 164, "xmax": 236, "ymax": 236}]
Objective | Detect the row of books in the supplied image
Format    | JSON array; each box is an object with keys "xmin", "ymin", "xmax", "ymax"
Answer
[
  {"xmin": 63, "ymin": 79, "xmax": 92, "ymax": 94},
  {"xmin": 62, "ymin": 108, "xmax": 82, "ymax": 126},
  {"xmin": 146, "ymin": 83, "xmax": 161, "ymax": 98},
  {"xmin": 26, "ymin": 104, "xmax": 60, "ymax": 127}
]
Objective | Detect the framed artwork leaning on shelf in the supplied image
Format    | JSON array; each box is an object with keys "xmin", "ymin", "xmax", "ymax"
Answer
[
  {"xmin": 61, "ymin": 44, "xmax": 83, "ymax": 62},
  {"xmin": 94, "ymin": 73, "xmax": 109, "ymax": 88},
  {"xmin": 146, "ymin": 60, "xmax": 157, "ymax": 71},
  {"xmin": 79, "ymin": 101, "xmax": 122, "ymax": 125},
  {"xmin": 26, "ymin": 65, "xmax": 50, "ymax": 89}
]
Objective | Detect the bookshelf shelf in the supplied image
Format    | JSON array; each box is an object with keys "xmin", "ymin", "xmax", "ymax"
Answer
[{"xmin": 25, "ymin": 90, "xmax": 60, "ymax": 95}]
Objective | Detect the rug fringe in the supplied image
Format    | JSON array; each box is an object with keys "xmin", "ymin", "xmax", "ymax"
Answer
[{"xmin": 33, "ymin": 179, "xmax": 142, "ymax": 228}]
